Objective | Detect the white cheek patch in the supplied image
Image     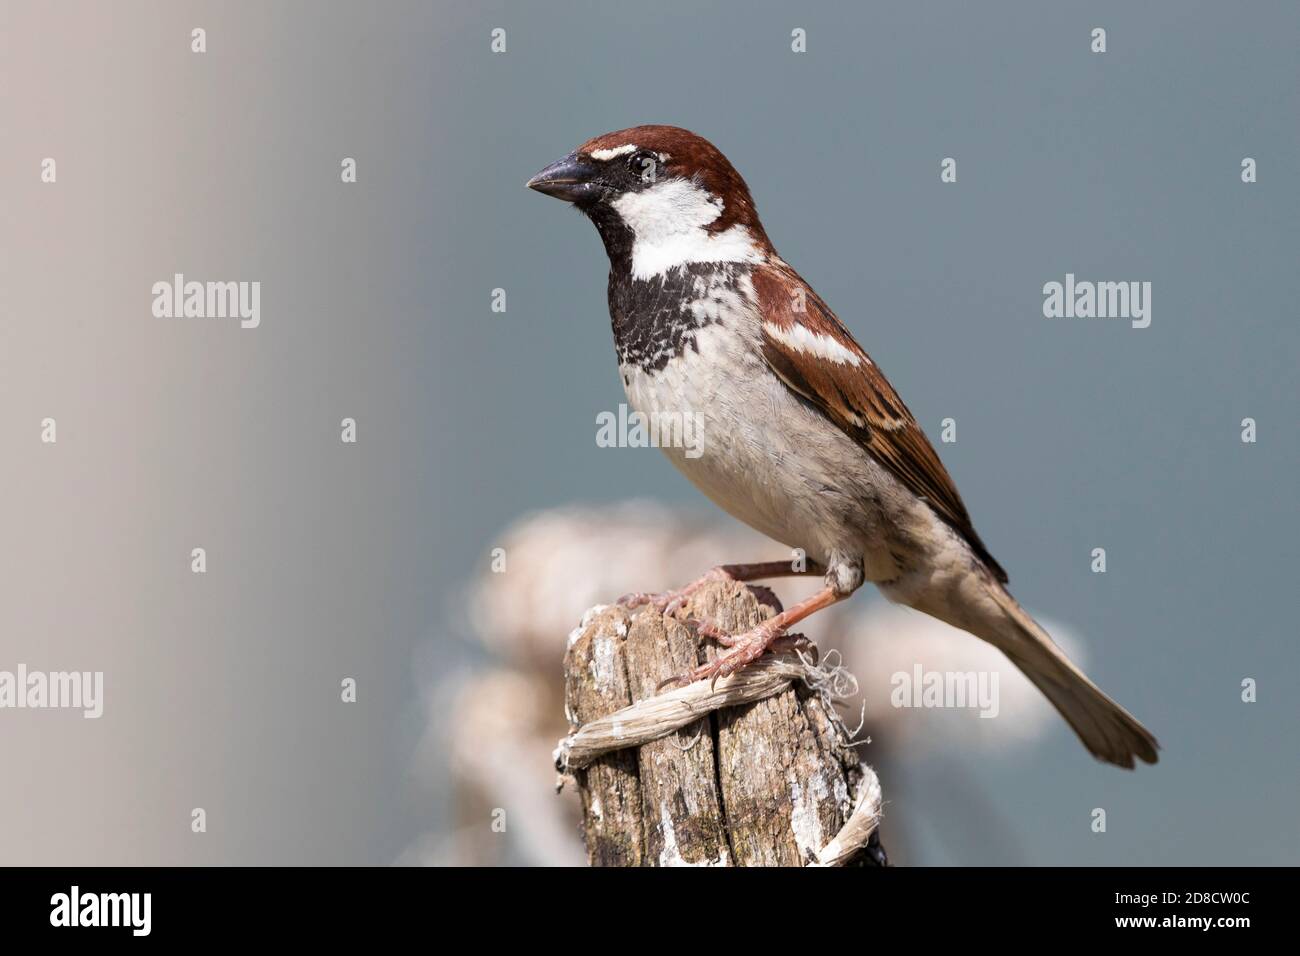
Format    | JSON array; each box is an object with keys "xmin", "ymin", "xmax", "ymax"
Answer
[
  {"xmin": 612, "ymin": 178, "xmax": 764, "ymax": 280},
  {"xmin": 588, "ymin": 144, "xmax": 636, "ymax": 161},
  {"xmin": 763, "ymin": 321, "xmax": 865, "ymax": 367}
]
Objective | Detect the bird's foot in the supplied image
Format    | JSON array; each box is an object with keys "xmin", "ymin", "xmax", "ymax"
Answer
[
  {"xmin": 617, "ymin": 566, "xmax": 733, "ymax": 619},
  {"xmin": 658, "ymin": 582, "xmax": 843, "ymax": 691},
  {"xmin": 667, "ymin": 618, "xmax": 796, "ymax": 689},
  {"xmin": 684, "ymin": 616, "xmax": 733, "ymax": 643}
]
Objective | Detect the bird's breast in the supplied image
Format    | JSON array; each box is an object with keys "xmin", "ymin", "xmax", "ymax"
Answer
[
  {"xmin": 616, "ymin": 316, "xmax": 891, "ymax": 571},
  {"xmin": 607, "ymin": 262, "xmax": 757, "ymax": 373},
  {"xmin": 609, "ymin": 265, "xmax": 908, "ymax": 579}
]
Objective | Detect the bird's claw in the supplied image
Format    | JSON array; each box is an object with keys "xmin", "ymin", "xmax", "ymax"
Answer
[
  {"xmin": 684, "ymin": 617, "xmax": 730, "ymax": 642},
  {"xmin": 617, "ymin": 587, "xmax": 700, "ymax": 621},
  {"xmin": 619, "ymin": 566, "xmax": 738, "ymax": 617},
  {"xmin": 662, "ymin": 620, "xmax": 785, "ymax": 690},
  {"xmin": 655, "ymin": 672, "xmax": 692, "ymax": 693},
  {"xmin": 617, "ymin": 590, "xmax": 668, "ymax": 611},
  {"xmin": 626, "ymin": 569, "xmax": 792, "ymax": 691}
]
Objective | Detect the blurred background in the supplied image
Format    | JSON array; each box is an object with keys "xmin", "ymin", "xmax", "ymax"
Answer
[{"xmin": 2, "ymin": 1, "xmax": 1296, "ymax": 865}]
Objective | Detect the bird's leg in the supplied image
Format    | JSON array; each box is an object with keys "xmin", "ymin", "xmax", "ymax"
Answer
[
  {"xmin": 619, "ymin": 559, "xmax": 824, "ymax": 619},
  {"xmin": 673, "ymin": 585, "xmax": 846, "ymax": 687}
]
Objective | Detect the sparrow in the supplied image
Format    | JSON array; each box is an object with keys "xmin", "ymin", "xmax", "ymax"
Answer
[{"xmin": 527, "ymin": 125, "xmax": 1158, "ymax": 768}]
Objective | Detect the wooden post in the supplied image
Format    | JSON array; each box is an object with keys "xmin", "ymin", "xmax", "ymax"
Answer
[{"xmin": 561, "ymin": 578, "xmax": 882, "ymax": 867}]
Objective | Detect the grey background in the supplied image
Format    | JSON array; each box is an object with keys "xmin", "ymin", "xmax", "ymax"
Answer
[{"xmin": 2, "ymin": 0, "xmax": 1296, "ymax": 864}]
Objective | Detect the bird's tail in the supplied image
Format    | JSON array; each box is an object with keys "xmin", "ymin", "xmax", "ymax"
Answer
[{"xmin": 979, "ymin": 585, "xmax": 1159, "ymax": 769}]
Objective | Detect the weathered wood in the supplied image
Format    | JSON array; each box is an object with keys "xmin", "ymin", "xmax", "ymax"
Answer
[
  {"xmin": 563, "ymin": 604, "xmax": 643, "ymax": 866},
  {"xmin": 562, "ymin": 579, "xmax": 875, "ymax": 867},
  {"xmin": 624, "ymin": 608, "xmax": 730, "ymax": 865}
]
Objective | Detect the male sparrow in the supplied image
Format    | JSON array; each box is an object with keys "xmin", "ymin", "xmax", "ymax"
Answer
[{"xmin": 527, "ymin": 126, "xmax": 1158, "ymax": 768}]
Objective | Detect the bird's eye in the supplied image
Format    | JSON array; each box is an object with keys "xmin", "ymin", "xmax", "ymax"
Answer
[{"xmin": 627, "ymin": 150, "xmax": 658, "ymax": 184}]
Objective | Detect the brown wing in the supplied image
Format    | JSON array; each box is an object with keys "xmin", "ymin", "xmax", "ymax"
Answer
[{"xmin": 752, "ymin": 261, "xmax": 1007, "ymax": 583}]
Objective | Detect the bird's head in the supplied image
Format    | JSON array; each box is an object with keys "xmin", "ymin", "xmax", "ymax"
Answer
[{"xmin": 527, "ymin": 125, "xmax": 773, "ymax": 279}]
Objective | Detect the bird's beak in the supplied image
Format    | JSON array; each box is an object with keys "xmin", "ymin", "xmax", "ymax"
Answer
[{"xmin": 526, "ymin": 153, "xmax": 602, "ymax": 204}]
